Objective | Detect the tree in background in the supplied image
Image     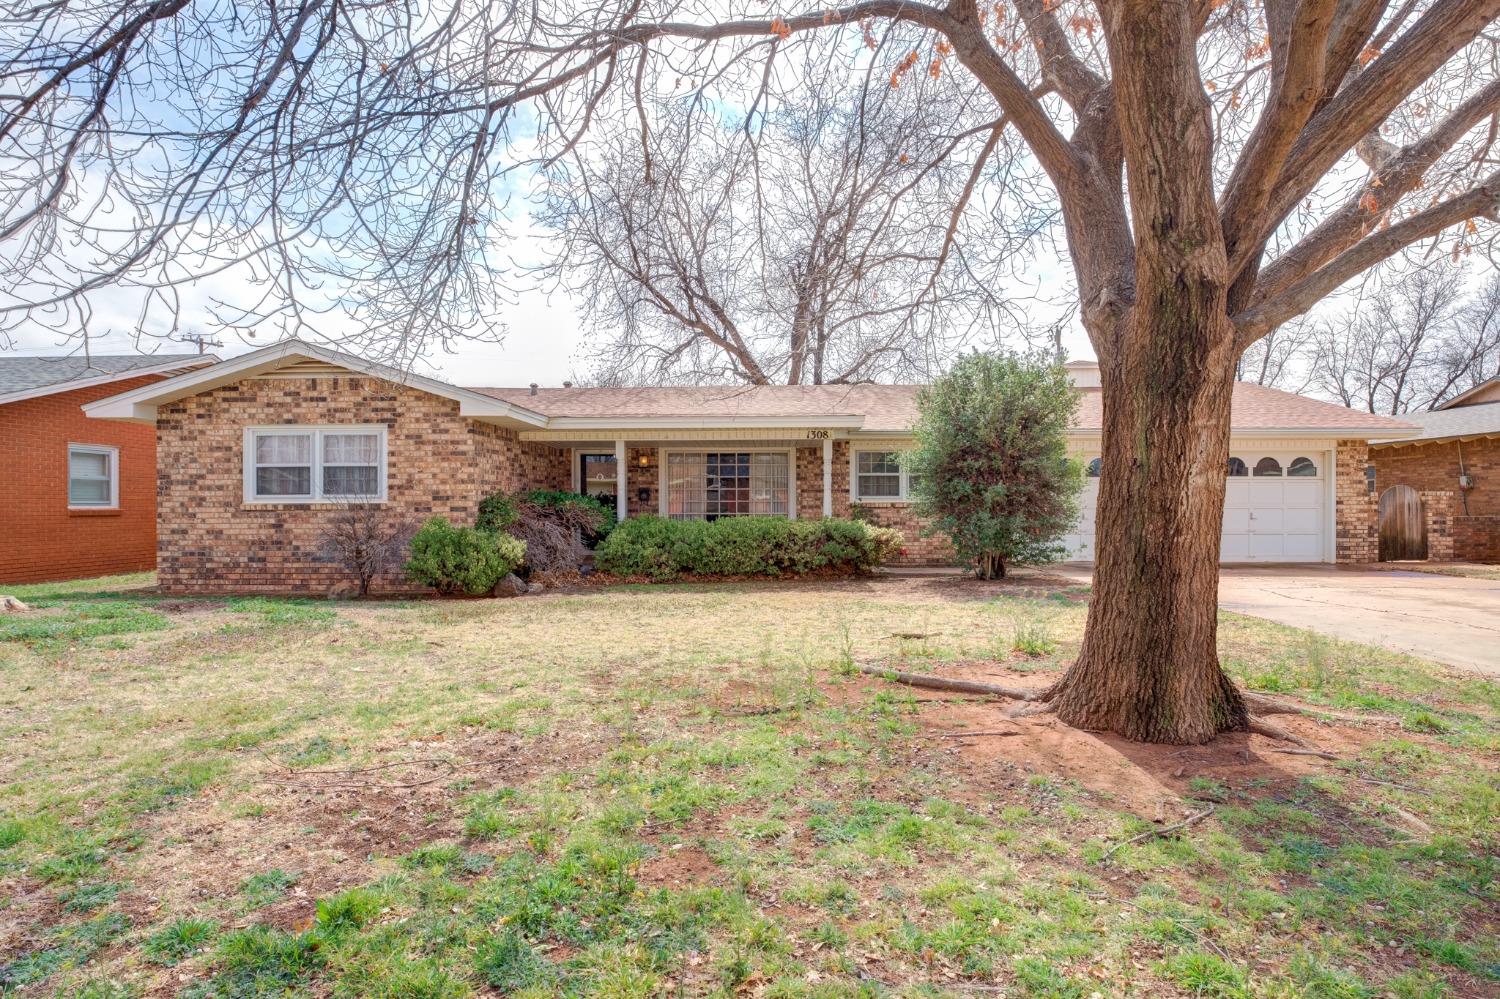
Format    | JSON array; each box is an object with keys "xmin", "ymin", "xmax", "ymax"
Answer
[
  {"xmin": 907, "ymin": 353, "xmax": 1082, "ymax": 580},
  {"xmin": 1308, "ymin": 267, "xmax": 1500, "ymax": 412},
  {"xmin": 534, "ymin": 51, "xmax": 1037, "ymax": 386}
]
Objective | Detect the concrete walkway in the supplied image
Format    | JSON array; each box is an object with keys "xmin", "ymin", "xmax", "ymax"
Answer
[{"xmin": 1055, "ymin": 564, "xmax": 1500, "ymax": 678}]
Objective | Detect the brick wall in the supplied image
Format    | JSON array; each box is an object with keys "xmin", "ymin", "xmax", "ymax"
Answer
[
  {"xmin": 1335, "ymin": 439, "xmax": 1378, "ymax": 564},
  {"xmin": 790, "ymin": 441, "xmax": 954, "ymax": 566},
  {"xmin": 1371, "ymin": 437, "xmax": 1499, "ymax": 518},
  {"xmin": 626, "ymin": 447, "xmax": 657, "ymax": 518},
  {"xmin": 794, "ymin": 441, "xmax": 850, "ymax": 519},
  {"xmin": 1454, "ymin": 516, "xmax": 1500, "ymax": 562},
  {"xmin": 155, "ymin": 375, "xmax": 565, "ymax": 594},
  {"xmin": 0, "ymin": 375, "xmax": 166, "ymax": 584},
  {"xmin": 1421, "ymin": 490, "xmax": 1456, "ymax": 562},
  {"xmin": 1371, "ymin": 437, "xmax": 1499, "ymax": 563}
]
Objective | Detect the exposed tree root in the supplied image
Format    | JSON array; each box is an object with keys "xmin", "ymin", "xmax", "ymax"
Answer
[
  {"xmin": 1246, "ymin": 716, "xmax": 1309, "ymax": 746},
  {"xmin": 1242, "ymin": 692, "xmax": 1388, "ymax": 724},
  {"xmin": 1006, "ymin": 701, "xmax": 1057, "ymax": 719},
  {"xmin": 1268, "ymin": 747, "xmax": 1340, "ymax": 761},
  {"xmin": 852, "ymin": 663, "xmax": 1043, "ymax": 701},
  {"xmin": 853, "ymin": 662, "xmax": 1342, "ymax": 756}
]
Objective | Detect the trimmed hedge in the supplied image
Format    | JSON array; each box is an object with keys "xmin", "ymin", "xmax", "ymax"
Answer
[
  {"xmin": 404, "ymin": 517, "xmax": 527, "ymax": 595},
  {"xmin": 594, "ymin": 516, "xmax": 902, "ymax": 581}
]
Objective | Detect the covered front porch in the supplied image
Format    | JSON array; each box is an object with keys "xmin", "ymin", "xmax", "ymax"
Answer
[{"xmin": 518, "ymin": 426, "xmax": 953, "ymax": 565}]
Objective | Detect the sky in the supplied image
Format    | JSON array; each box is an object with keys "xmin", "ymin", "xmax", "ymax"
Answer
[{"xmin": 2, "ymin": 221, "xmax": 1098, "ymax": 388}]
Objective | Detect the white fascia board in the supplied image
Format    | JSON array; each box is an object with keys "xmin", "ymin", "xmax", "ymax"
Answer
[
  {"xmin": 1062, "ymin": 427, "xmax": 1417, "ymax": 440},
  {"xmin": 0, "ymin": 356, "xmax": 217, "ymax": 407},
  {"xmin": 541, "ymin": 415, "xmax": 866, "ymax": 431},
  {"xmin": 82, "ymin": 338, "xmax": 548, "ymax": 428},
  {"xmin": 1371, "ymin": 430, "xmax": 1500, "ymax": 448}
]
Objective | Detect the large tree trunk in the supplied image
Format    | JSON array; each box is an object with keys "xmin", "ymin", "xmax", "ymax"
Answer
[
  {"xmin": 1043, "ymin": 0, "xmax": 1249, "ymax": 744},
  {"xmin": 1045, "ymin": 325, "xmax": 1248, "ymax": 743}
]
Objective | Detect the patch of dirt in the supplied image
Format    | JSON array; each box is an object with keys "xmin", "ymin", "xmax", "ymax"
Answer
[
  {"xmin": 0, "ymin": 881, "xmax": 63, "ymax": 960},
  {"xmin": 154, "ymin": 599, "xmax": 226, "ymax": 614},
  {"xmin": 126, "ymin": 728, "xmax": 613, "ymax": 939},
  {"xmin": 840, "ymin": 660, "xmax": 1406, "ymax": 819},
  {"xmin": 637, "ymin": 844, "xmax": 719, "ymax": 888}
]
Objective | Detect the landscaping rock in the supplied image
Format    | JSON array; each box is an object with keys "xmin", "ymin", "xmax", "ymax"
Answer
[
  {"xmin": 0, "ymin": 596, "xmax": 29, "ymax": 613},
  {"xmin": 493, "ymin": 574, "xmax": 527, "ymax": 598},
  {"xmin": 527, "ymin": 582, "xmax": 545, "ymax": 594}
]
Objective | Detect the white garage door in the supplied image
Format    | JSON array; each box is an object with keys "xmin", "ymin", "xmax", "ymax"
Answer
[{"xmin": 1065, "ymin": 452, "xmax": 1327, "ymax": 563}]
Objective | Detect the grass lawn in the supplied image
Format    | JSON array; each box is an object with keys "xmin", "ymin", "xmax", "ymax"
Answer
[{"xmin": 0, "ymin": 571, "xmax": 1496, "ymax": 998}]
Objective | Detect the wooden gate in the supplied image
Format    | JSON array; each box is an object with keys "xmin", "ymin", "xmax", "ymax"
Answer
[{"xmin": 1378, "ymin": 485, "xmax": 1427, "ymax": 561}]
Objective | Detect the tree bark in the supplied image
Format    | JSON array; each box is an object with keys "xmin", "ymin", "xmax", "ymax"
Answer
[
  {"xmin": 1043, "ymin": 0, "xmax": 1249, "ymax": 744},
  {"xmin": 1045, "ymin": 331, "xmax": 1248, "ymax": 743}
]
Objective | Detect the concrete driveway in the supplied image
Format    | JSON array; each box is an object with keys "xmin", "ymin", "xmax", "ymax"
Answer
[
  {"xmin": 1216, "ymin": 566, "xmax": 1500, "ymax": 678},
  {"xmin": 1050, "ymin": 563, "xmax": 1500, "ymax": 677}
]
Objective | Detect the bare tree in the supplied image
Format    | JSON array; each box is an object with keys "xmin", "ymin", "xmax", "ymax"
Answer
[
  {"xmin": 535, "ymin": 50, "xmax": 1040, "ymax": 384},
  {"xmin": 1426, "ymin": 274, "xmax": 1500, "ymax": 405},
  {"xmin": 5, "ymin": 0, "xmax": 1500, "ymax": 742},
  {"xmin": 319, "ymin": 501, "xmax": 410, "ymax": 597},
  {"xmin": 1236, "ymin": 318, "xmax": 1315, "ymax": 390},
  {"xmin": 1309, "ymin": 264, "xmax": 1489, "ymax": 412}
]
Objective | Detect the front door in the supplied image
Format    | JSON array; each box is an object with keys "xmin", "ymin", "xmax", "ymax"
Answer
[{"xmin": 578, "ymin": 453, "xmax": 617, "ymax": 507}]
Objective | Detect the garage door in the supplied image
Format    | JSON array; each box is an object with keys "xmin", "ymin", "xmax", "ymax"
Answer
[{"xmin": 1065, "ymin": 452, "xmax": 1326, "ymax": 563}]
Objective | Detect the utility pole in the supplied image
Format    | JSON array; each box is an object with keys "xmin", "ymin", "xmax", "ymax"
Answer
[{"xmin": 174, "ymin": 332, "xmax": 224, "ymax": 355}]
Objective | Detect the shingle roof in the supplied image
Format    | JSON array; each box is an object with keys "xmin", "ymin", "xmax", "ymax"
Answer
[
  {"xmin": 0, "ymin": 354, "xmax": 205, "ymax": 398},
  {"xmin": 474, "ymin": 384, "xmax": 922, "ymax": 431},
  {"xmin": 472, "ymin": 380, "xmax": 1415, "ymax": 434},
  {"xmin": 1371, "ymin": 401, "xmax": 1500, "ymax": 445}
]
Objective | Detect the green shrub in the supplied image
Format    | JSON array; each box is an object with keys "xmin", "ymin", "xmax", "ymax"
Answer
[
  {"xmin": 594, "ymin": 516, "xmax": 901, "ymax": 581},
  {"xmin": 403, "ymin": 518, "xmax": 527, "ymax": 595},
  {"xmin": 906, "ymin": 351, "xmax": 1083, "ymax": 579}
]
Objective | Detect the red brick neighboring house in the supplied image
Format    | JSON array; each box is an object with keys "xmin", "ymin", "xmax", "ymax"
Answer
[
  {"xmin": 84, "ymin": 340, "xmax": 1416, "ymax": 593},
  {"xmin": 1370, "ymin": 379, "xmax": 1500, "ymax": 563},
  {"xmin": 0, "ymin": 354, "xmax": 215, "ymax": 584}
]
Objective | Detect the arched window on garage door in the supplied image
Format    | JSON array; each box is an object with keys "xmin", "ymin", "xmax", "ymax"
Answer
[
  {"xmin": 1227, "ymin": 457, "xmax": 1248, "ymax": 477},
  {"xmin": 1253, "ymin": 457, "xmax": 1283, "ymax": 477},
  {"xmin": 1288, "ymin": 456, "xmax": 1318, "ymax": 477},
  {"xmin": 1085, "ymin": 457, "xmax": 1101, "ymax": 477}
]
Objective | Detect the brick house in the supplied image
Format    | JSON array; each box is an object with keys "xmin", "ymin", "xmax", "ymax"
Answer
[
  {"xmin": 0, "ymin": 353, "xmax": 215, "ymax": 584},
  {"xmin": 1369, "ymin": 378, "xmax": 1500, "ymax": 563},
  {"xmin": 83, "ymin": 340, "xmax": 1416, "ymax": 593}
]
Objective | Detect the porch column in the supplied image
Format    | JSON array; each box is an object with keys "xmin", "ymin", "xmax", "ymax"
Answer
[
  {"xmin": 822, "ymin": 438, "xmax": 833, "ymax": 518},
  {"xmin": 615, "ymin": 438, "xmax": 627, "ymax": 522}
]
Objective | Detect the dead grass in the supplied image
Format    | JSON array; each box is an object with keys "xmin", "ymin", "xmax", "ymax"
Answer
[{"xmin": 0, "ymin": 569, "xmax": 1495, "ymax": 998}]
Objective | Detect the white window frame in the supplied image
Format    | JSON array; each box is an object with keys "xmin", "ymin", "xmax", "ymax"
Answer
[
  {"xmin": 852, "ymin": 449, "xmax": 917, "ymax": 503},
  {"xmin": 67, "ymin": 444, "xmax": 119, "ymax": 510},
  {"xmin": 657, "ymin": 447, "xmax": 797, "ymax": 520},
  {"xmin": 242, "ymin": 425, "xmax": 388, "ymax": 504}
]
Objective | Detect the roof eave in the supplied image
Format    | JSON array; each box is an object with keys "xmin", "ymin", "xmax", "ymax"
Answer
[
  {"xmin": 541, "ymin": 415, "xmax": 866, "ymax": 431},
  {"xmin": 82, "ymin": 339, "xmax": 549, "ymax": 428},
  {"xmin": 0, "ymin": 356, "xmax": 217, "ymax": 407},
  {"xmin": 1370, "ymin": 430, "xmax": 1500, "ymax": 448}
]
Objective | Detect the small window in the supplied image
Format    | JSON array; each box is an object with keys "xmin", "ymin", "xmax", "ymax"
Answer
[
  {"xmin": 68, "ymin": 445, "xmax": 118, "ymax": 508},
  {"xmin": 1253, "ymin": 457, "xmax": 1283, "ymax": 477},
  {"xmin": 246, "ymin": 426, "xmax": 385, "ymax": 503},
  {"xmin": 1365, "ymin": 464, "xmax": 1377, "ymax": 495},
  {"xmin": 856, "ymin": 451, "xmax": 903, "ymax": 499},
  {"xmin": 321, "ymin": 432, "xmax": 382, "ymax": 497},
  {"xmin": 1287, "ymin": 456, "xmax": 1318, "ymax": 477},
  {"xmin": 253, "ymin": 431, "xmax": 313, "ymax": 498},
  {"xmin": 1085, "ymin": 457, "xmax": 1102, "ymax": 478},
  {"xmin": 1226, "ymin": 457, "xmax": 1247, "ymax": 477}
]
